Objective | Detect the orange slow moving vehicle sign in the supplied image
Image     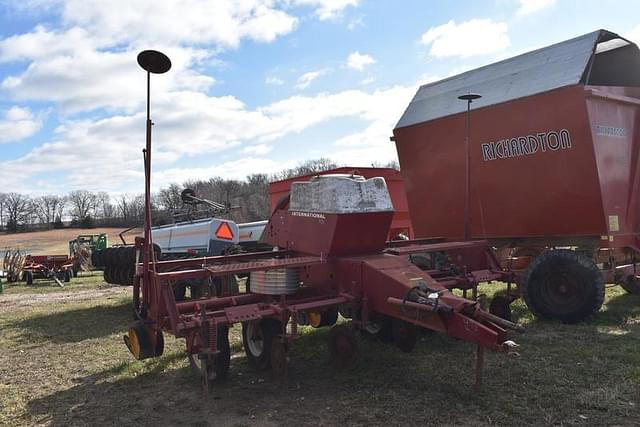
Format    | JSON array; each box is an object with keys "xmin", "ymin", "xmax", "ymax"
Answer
[{"xmin": 215, "ymin": 222, "xmax": 235, "ymax": 241}]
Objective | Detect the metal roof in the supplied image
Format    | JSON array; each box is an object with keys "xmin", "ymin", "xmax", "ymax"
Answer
[{"xmin": 395, "ymin": 29, "xmax": 639, "ymax": 130}]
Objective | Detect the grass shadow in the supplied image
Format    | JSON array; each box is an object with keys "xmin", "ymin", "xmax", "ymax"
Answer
[{"xmin": 9, "ymin": 300, "xmax": 131, "ymax": 344}]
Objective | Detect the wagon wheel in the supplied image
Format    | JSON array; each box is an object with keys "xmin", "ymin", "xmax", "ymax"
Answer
[
  {"xmin": 270, "ymin": 339, "xmax": 289, "ymax": 379},
  {"xmin": 188, "ymin": 325, "xmax": 230, "ymax": 386},
  {"xmin": 242, "ymin": 319, "xmax": 282, "ymax": 370},
  {"xmin": 392, "ymin": 318, "xmax": 418, "ymax": 353},
  {"xmin": 522, "ymin": 249, "xmax": 604, "ymax": 323},
  {"xmin": 328, "ymin": 324, "xmax": 359, "ymax": 369}
]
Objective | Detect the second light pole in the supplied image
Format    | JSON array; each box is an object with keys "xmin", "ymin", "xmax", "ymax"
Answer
[{"xmin": 458, "ymin": 92, "xmax": 482, "ymax": 241}]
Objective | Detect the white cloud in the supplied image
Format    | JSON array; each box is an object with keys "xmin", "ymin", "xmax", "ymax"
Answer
[
  {"xmin": 628, "ymin": 25, "xmax": 640, "ymax": 46},
  {"xmin": 516, "ymin": 0, "xmax": 556, "ymax": 17},
  {"xmin": 347, "ymin": 16, "xmax": 364, "ymax": 31},
  {"xmin": 265, "ymin": 76, "xmax": 284, "ymax": 85},
  {"xmin": 292, "ymin": 0, "xmax": 359, "ymax": 20},
  {"xmin": 50, "ymin": 0, "xmax": 298, "ymax": 48},
  {"xmin": 420, "ymin": 19, "xmax": 510, "ymax": 58},
  {"xmin": 346, "ymin": 51, "xmax": 375, "ymax": 70},
  {"xmin": 360, "ymin": 76, "xmax": 375, "ymax": 85},
  {"xmin": 0, "ymin": 106, "xmax": 42, "ymax": 144},
  {"xmin": 0, "ymin": 83, "xmax": 416, "ymax": 192},
  {"xmin": 1, "ymin": 37, "xmax": 214, "ymax": 113},
  {"xmin": 242, "ymin": 144, "xmax": 273, "ymax": 155},
  {"xmin": 295, "ymin": 69, "xmax": 329, "ymax": 89}
]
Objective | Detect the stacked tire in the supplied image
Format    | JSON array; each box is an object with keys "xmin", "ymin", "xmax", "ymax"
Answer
[{"xmin": 92, "ymin": 246, "xmax": 137, "ymax": 286}]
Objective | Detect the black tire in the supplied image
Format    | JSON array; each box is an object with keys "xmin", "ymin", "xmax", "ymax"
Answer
[
  {"xmin": 188, "ymin": 326, "xmax": 230, "ymax": 382},
  {"xmin": 91, "ymin": 250, "xmax": 101, "ymax": 267},
  {"xmin": 25, "ymin": 271, "xmax": 33, "ymax": 285},
  {"xmin": 242, "ymin": 319, "xmax": 281, "ymax": 370},
  {"xmin": 620, "ymin": 277, "xmax": 640, "ymax": 294},
  {"xmin": 64, "ymin": 270, "xmax": 71, "ymax": 283},
  {"xmin": 522, "ymin": 249, "xmax": 605, "ymax": 324},
  {"xmin": 360, "ymin": 313, "xmax": 393, "ymax": 343},
  {"xmin": 319, "ymin": 307, "xmax": 339, "ymax": 327},
  {"xmin": 103, "ymin": 268, "xmax": 112, "ymax": 284},
  {"xmin": 173, "ymin": 283, "xmax": 187, "ymax": 301}
]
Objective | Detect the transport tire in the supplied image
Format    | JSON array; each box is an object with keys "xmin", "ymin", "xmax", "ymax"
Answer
[
  {"xmin": 64, "ymin": 270, "xmax": 71, "ymax": 283},
  {"xmin": 620, "ymin": 277, "xmax": 640, "ymax": 294},
  {"xmin": 188, "ymin": 326, "xmax": 230, "ymax": 382},
  {"xmin": 242, "ymin": 319, "xmax": 281, "ymax": 371},
  {"xmin": 522, "ymin": 249, "xmax": 604, "ymax": 324},
  {"xmin": 25, "ymin": 271, "xmax": 33, "ymax": 285}
]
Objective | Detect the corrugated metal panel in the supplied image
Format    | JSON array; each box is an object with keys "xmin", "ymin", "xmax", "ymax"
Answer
[{"xmin": 395, "ymin": 30, "xmax": 609, "ymax": 130}]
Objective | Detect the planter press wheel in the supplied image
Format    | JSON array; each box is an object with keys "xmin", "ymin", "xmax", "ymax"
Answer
[
  {"xmin": 242, "ymin": 318, "xmax": 282, "ymax": 370},
  {"xmin": 360, "ymin": 313, "xmax": 393, "ymax": 343},
  {"xmin": 328, "ymin": 324, "xmax": 359, "ymax": 369},
  {"xmin": 188, "ymin": 325, "xmax": 230, "ymax": 386},
  {"xmin": 391, "ymin": 318, "xmax": 418, "ymax": 353},
  {"xmin": 620, "ymin": 276, "xmax": 640, "ymax": 294},
  {"xmin": 522, "ymin": 249, "xmax": 604, "ymax": 324},
  {"xmin": 489, "ymin": 295, "xmax": 513, "ymax": 321},
  {"xmin": 270, "ymin": 339, "xmax": 289, "ymax": 379}
]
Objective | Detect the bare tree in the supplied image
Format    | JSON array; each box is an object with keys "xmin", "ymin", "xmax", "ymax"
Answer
[
  {"xmin": 33, "ymin": 195, "xmax": 65, "ymax": 229},
  {"xmin": 370, "ymin": 159, "xmax": 400, "ymax": 170},
  {"xmin": 271, "ymin": 157, "xmax": 339, "ymax": 181},
  {"xmin": 68, "ymin": 190, "xmax": 98, "ymax": 220},
  {"xmin": 0, "ymin": 193, "xmax": 6, "ymax": 229},
  {"xmin": 158, "ymin": 183, "xmax": 183, "ymax": 210},
  {"xmin": 95, "ymin": 191, "xmax": 114, "ymax": 219},
  {"xmin": 4, "ymin": 192, "xmax": 31, "ymax": 232}
]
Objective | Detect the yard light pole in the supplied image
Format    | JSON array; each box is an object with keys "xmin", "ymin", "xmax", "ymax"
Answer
[
  {"xmin": 137, "ymin": 50, "xmax": 171, "ymax": 292},
  {"xmin": 457, "ymin": 93, "xmax": 482, "ymax": 242}
]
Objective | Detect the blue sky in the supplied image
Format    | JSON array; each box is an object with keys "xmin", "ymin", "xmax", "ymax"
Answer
[{"xmin": 0, "ymin": 0, "xmax": 638, "ymax": 194}]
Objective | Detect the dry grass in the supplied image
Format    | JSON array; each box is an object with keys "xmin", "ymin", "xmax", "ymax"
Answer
[
  {"xmin": 1, "ymin": 275, "xmax": 639, "ymax": 426},
  {"xmin": 0, "ymin": 228, "xmax": 139, "ymax": 255}
]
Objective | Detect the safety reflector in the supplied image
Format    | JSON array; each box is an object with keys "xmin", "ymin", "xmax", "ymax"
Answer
[{"xmin": 215, "ymin": 222, "xmax": 234, "ymax": 240}]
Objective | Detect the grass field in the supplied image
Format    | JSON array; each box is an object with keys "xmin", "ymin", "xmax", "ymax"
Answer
[
  {"xmin": 1, "ymin": 273, "xmax": 639, "ymax": 426},
  {"xmin": 0, "ymin": 228, "xmax": 139, "ymax": 255}
]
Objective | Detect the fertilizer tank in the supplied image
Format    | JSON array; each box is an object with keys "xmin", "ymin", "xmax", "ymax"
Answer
[{"xmin": 393, "ymin": 29, "xmax": 640, "ymax": 251}]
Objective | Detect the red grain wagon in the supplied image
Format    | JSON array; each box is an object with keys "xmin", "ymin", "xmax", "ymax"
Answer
[{"xmin": 393, "ymin": 29, "xmax": 640, "ymax": 323}]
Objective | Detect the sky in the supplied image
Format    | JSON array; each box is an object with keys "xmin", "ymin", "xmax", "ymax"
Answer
[{"xmin": 0, "ymin": 0, "xmax": 638, "ymax": 195}]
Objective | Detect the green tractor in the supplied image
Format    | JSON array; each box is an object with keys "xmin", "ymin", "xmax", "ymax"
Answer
[{"xmin": 69, "ymin": 233, "xmax": 108, "ymax": 257}]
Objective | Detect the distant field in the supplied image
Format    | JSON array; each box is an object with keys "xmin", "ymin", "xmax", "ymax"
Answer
[{"xmin": 0, "ymin": 227, "xmax": 141, "ymax": 255}]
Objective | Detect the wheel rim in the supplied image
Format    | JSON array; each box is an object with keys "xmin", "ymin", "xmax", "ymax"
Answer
[
  {"xmin": 539, "ymin": 270, "xmax": 587, "ymax": 315},
  {"xmin": 246, "ymin": 322, "xmax": 264, "ymax": 357}
]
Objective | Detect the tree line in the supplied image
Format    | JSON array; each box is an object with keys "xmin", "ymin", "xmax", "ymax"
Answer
[{"xmin": 0, "ymin": 158, "xmax": 398, "ymax": 233}]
